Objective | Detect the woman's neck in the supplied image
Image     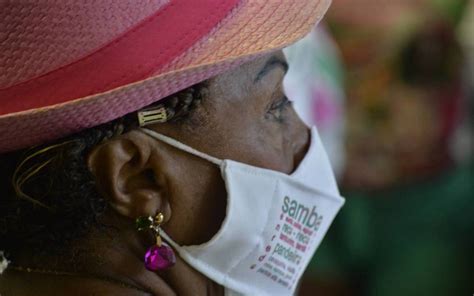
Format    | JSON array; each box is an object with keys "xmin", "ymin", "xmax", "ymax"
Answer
[{"xmin": 8, "ymin": 211, "xmax": 224, "ymax": 295}]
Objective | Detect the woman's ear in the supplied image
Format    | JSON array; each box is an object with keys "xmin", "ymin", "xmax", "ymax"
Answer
[{"xmin": 87, "ymin": 130, "xmax": 171, "ymax": 220}]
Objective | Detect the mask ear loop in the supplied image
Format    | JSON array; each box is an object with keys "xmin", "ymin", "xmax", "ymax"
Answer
[{"xmin": 140, "ymin": 128, "xmax": 223, "ymax": 166}]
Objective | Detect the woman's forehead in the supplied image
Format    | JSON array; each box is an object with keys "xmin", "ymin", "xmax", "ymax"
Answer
[
  {"xmin": 213, "ymin": 51, "xmax": 285, "ymax": 81},
  {"xmin": 207, "ymin": 51, "xmax": 286, "ymax": 94}
]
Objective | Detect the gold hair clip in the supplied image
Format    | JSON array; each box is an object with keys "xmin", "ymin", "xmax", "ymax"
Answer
[{"xmin": 137, "ymin": 106, "xmax": 168, "ymax": 127}]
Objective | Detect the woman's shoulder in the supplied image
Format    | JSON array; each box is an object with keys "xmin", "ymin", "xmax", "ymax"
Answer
[{"xmin": 0, "ymin": 270, "xmax": 148, "ymax": 296}]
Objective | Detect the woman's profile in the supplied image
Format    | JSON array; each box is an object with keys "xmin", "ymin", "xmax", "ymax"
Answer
[{"xmin": 0, "ymin": 1, "xmax": 344, "ymax": 295}]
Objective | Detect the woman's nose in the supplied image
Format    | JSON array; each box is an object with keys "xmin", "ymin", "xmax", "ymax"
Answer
[{"xmin": 291, "ymin": 123, "xmax": 310, "ymax": 173}]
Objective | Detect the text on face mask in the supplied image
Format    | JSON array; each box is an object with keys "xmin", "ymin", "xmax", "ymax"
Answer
[{"xmin": 281, "ymin": 196, "xmax": 323, "ymax": 231}]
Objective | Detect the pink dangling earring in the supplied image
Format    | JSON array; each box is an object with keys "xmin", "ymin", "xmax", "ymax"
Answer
[{"xmin": 136, "ymin": 213, "xmax": 176, "ymax": 271}]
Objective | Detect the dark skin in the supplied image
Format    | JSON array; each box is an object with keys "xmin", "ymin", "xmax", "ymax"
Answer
[{"xmin": 0, "ymin": 51, "xmax": 310, "ymax": 295}]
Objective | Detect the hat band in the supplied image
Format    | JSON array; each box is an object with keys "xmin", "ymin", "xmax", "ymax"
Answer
[{"xmin": 0, "ymin": 0, "xmax": 240, "ymax": 116}]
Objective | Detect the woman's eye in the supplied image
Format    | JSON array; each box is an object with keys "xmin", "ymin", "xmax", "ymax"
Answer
[{"xmin": 267, "ymin": 96, "xmax": 292, "ymax": 122}]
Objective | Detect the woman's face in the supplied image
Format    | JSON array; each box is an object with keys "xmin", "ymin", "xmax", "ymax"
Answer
[
  {"xmin": 162, "ymin": 51, "xmax": 310, "ymax": 242},
  {"xmin": 91, "ymin": 50, "xmax": 310, "ymax": 246}
]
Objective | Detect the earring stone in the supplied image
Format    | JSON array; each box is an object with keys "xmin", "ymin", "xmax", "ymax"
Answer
[
  {"xmin": 135, "ymin": 216, "xmax": 154, "ymax": 231},
  {"xmin": 144, "ymin": 242, "xmax": 176, "ymax": 270}
]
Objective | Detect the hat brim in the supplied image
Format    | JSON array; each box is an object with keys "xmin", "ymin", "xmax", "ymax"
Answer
[{"xmin": 0, "ymin": 0, "xmax": 331, "ymax": 153}]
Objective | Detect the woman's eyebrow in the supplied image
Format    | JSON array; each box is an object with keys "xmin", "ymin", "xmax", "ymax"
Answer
[{"xmin": 254, "ymin": 56, "xmax": 289, "ymax": 83}]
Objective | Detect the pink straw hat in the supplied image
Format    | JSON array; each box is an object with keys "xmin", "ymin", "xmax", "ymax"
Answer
[{"xmin": 0, "ymin": 0, "xmax": 331, "ymax": 153}]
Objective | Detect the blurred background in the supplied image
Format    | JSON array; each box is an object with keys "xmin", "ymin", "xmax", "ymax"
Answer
[{"xmin": 283, "ymin": 0, "xmax": 474, "ymax": 295}]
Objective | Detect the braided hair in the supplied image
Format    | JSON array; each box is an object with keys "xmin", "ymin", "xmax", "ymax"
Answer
[{"xmin": 0, "ymin": 82, "xmax": 208, "ymax": 258}]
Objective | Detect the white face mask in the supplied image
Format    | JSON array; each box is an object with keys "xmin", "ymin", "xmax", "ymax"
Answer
[{"xmin": 140, "ymin": 126, "xmax": 345, "ymax": 296}]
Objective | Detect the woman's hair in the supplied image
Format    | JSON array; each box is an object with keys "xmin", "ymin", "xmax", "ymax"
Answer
[{"xmin": 0, "ymin": 83, "xmax": 208, "ymax": 257}]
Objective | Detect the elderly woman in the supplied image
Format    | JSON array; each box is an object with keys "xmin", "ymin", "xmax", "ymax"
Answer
[{"xmin": 0, "ymin": 1, "xmax": 344, "ymax": 295}]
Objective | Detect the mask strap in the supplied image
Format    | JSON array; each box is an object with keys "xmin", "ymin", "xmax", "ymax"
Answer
[{"xmin": 140, "ymin": 128, "xmax": 223, "ymax": 166}]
